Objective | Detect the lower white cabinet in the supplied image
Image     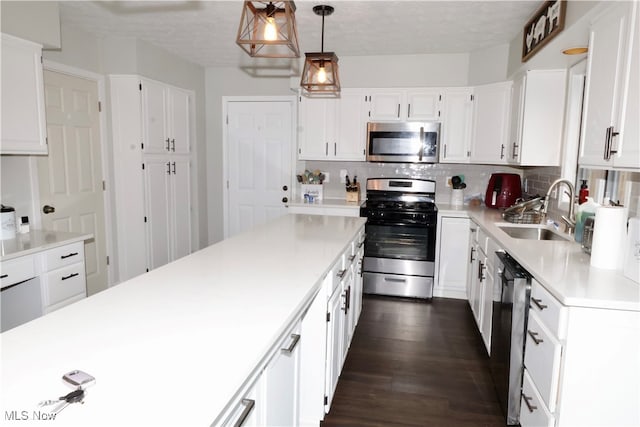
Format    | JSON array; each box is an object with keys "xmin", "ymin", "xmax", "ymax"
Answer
[
  {"xmin": 521, "ymin": 279, "xmax": 640, "ymax": 426},
  {"xmin": 435, "ymin": 215, "xmax": 471, "ymax": 299}
]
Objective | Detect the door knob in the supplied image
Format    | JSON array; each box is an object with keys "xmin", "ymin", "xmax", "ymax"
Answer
[
  {"xmin": 282, "ymin": 197, "xmax": 288, "ymax": 203},
  {"xmin": 43, "ymin": 205, "xmax": 56, "ymax": 214},
  {"xmin": 282, "ymin": 185, "xmax": 288, "ymax": 191}
]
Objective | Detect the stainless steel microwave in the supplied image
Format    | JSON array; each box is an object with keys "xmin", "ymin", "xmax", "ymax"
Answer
[{"xmin": 366, "ymin": 122, "xmax": 440, "ymax": 163}]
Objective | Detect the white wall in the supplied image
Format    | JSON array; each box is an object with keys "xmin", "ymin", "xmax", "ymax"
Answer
[
  {"xmin": 468, "ymin": 43, "xmax": 510, "ymax": 85},
  {"xmin": 0, "ymin": 1, "xmax": 61, "ymax": 49}
]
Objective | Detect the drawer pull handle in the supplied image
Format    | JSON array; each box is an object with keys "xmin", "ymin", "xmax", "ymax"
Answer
[
  {"xmin": 281, "ymin": 333, "xmax": 301, "ymax": 354},
  {"xmin": 61, "ymin": 252, "xmax": 79, "ymax": 259},
  {"xmin": 348, "ymin": 255, "xmax": 356, "ymax": 262},
  {"xmin": 522, "ymin": 393, "xmax": 537, "ymax": 413},
  {"xmin": 337, "ymin": 269, "xmax": 347, "ymax": 279},
  {"xmin": 234, "ymin": 398, "xmax": 255, "ymax": 427},
  {"xmin": 0, "ymin": 274, "xmax": 8, "ymax": 279},
  {"xmin": 61, "ymin": 273, "xmax": 79, "ymax": 281},
  {"xmin": 531, "ymin": 297, "xmax": 548, "ymax": 310},
  {"xmin": 527, "ymin": 330, "xmax": 544, "ymax": 345},
  {"xmin": 358, "ymin": 240, "xmax": 365, "ymax": 248}
]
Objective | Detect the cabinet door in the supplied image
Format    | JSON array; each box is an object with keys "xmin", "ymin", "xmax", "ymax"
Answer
[
  {"xmin": 615, "ymin": 3, "xmax": 640, "ymax": 169},
  {"xmin": 470, "ymin": 81, "xmax": 512, "ymax": 164},
  {"xmin": 325, "ymin": 284, "xmax": 344, "ymax": 412},
  {"xmin": 440, "ymin": 89, "xmax": 473, "ymax": 163},
  {"xmin": 170, "ymin": 157, "xmax": 192, "ymax": 261},
  {"xmin": 407, "ymin": 89, "xmax": 441, "ymax": 121},
  {"xmin": 508, "ymin": 73, "xmax": 526, "ymax": 164},
  {"xmin": 368, "ymin": 90, "xmax": 405, "ymax": 121},
  {"xmin": 341, "ymin": 268, "xmax": 355, "ymax": 362},
  {"xmin": 335, "ymin": 90, "xmax": 367, "ymax": 160},
  {"xmin": 298, "ymin": 97, "xmax": 336, "ymax": 160},
  {"xmin": 480, "ymin": 255, "xmax": 493, "ymax": 354},
  {"xmin": 168, "ymin": 88, "xmax": 190, "ymax": 154},
  {"xmin": 470, "ymin": 246, "xmax": 485, "ymax": 329},
  {"xmin": 1, "ymin": 34, "xmax": 47, "ymax": 155},
  {"xmin": 263, "ymin": 324, "xmax": 301, "ymax": 427},
  {"xmin": 354, "ymin": 243, "xmax": 365, "ymax": 325},
  {"xmin": 144, "ymin": 157, "xmax": 172, "ymax": 270},
  {"xmin": 142, "ymin": 79, "xmax": 169, "ymax": 154},
  {"xmin": 436, "ymin": 217, "xmax": 471, "ymax": 297},
  {"xmin": 579, "ymin": 2, "xmax": 633, "ymax": 167}
]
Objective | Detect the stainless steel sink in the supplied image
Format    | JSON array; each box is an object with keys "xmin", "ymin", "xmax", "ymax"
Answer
[{"xmin": 497, "ymin": 225, "xmax": 571, "ymax": 241}]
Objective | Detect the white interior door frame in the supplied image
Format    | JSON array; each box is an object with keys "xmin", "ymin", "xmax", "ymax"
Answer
[
  {"xmin": 222, "ymin": 96, "xmax": 297, "ymax": 240},
  {"xmin": 41, "ymin": 60, "xmax": 115, "ymax": 287}
]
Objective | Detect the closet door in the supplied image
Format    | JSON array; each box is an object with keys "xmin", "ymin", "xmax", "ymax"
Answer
[
  {"xmin": 144, "ymin": 157, "xmax": 172, "ymax": 270},
  {"xmin": 141, "ymin": 79, "xmax": 169, "ymax": 154},
  {"xmin": 169, "ymin": 88, "xmax": 191, "ymax": 154},
  {"xmin": 170, "ymin": 157, "xmax": 192, "ymax": 261}
]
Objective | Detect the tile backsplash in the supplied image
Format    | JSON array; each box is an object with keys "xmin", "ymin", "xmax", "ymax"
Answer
[{"xmin": 301, "ymin": 161, "xmax": 522, "ymax": 205}]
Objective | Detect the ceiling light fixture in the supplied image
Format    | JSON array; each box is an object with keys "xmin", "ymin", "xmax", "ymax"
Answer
[
  {"xmin": 562, "ymin": 47, "xmax": 588, "ymax": 55},
  {"xmin": 236, "ymin": 1, "xmax": 300, "ymax": 58},
  {"xmin": 300, "ymin": 5, "xmax": 340, "ymax": 96}
]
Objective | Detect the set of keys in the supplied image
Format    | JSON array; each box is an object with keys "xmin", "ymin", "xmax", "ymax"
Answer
[{"xmin": 38, "ymin": 388, "xmax": 85, "ymax": 414}]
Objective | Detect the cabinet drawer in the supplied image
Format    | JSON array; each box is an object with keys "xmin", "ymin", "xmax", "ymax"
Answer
[
  {"xmin": 1, "ymin": 255, "xmax": 36, "ymax": 288},
  {"xmin": 521, "ymin": 369, "xmax": 555, "ymax": 427},
  {"xmin": 530, "ymin": 279, "xmax": 567, "ymax": 338},
  {"xmin": 42, "ymin": 242, "xmax": 84, "ymax": 272},
  {"xmin": 524, "ymin": 310, "xmax": 562, "ymax": 412},
  {"xmin": 43, "ymin": 263, "xmax": 86, "ymax": 307}
]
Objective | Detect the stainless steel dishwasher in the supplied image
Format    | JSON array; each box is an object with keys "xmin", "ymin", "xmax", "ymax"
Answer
[{"xmin": 490, "ymin": 252, "xmax": 532, "ymax": 426}]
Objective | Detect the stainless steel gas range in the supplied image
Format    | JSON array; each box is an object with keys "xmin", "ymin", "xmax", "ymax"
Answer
[{"xmin": 359, "ymin": 178, "xmax": 437, "ymax": 299}]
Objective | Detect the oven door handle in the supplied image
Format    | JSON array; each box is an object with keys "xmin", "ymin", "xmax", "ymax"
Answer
[{"xmin": 418, "ymin": 126, "xmax": 424, "ymax": 162}]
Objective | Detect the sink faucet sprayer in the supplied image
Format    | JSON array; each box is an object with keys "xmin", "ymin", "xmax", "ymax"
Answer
[{"xmin": 542, "ymin": 179, "xmax": 576, "ymax": 233}]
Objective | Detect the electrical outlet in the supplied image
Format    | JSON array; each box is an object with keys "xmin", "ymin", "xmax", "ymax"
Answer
[
  {"xmin": 339, "ymin": 169, "xmax": 348, "ymax": 184},
  {"xmin": 323, "ymin": 172, "xmax": 330, "ymax": 183},
  {"xmin": 446, "ymin": 176, "xmax": 452, "ymax": 188}
]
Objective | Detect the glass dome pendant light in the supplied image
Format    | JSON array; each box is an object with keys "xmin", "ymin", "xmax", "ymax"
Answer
[
  {"xmin": 300, "ymin": 5, "xmax": 341, "ymax": 96},
  {"xmin": 236, "ymin": 1, "xmax": 300, "ymax": 58}
]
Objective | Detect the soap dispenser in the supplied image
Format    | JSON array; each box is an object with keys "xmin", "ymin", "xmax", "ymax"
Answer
[
  {"xmin": 578, "ymin": 180, "xmax": 589, "ymax": 204},
  {"xmin": 575, "ymin": 197, "xmax": 599, "ymax": 243}
]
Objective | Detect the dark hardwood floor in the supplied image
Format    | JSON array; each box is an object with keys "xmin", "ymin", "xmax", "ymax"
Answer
[{"xmin": 322, "ymin": 295, "xmax": 506, "ymax": 427}]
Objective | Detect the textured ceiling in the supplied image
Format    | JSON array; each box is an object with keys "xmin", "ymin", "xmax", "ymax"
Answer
[{"xmin": 59, "ymin": 1, "xmax": 541, "ymax": 68}]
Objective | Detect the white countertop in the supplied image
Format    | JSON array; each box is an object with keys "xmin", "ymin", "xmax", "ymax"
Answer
[
  {"xmin": 0, "ymin": 230, "xmax": 93, "ymax": 262},
  {"xmin": 288, "ymin": 197, "xmax": 363, "ymax": 210},
  {"xmin": 0, "ymin": 214, "xmax": 366, "ymax": 426},
  {"xmin": 438, "ymin": 203, "xmax": 640, "ymax": 312}
]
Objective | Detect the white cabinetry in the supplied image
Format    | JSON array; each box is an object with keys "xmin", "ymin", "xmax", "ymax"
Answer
[
  {"xmin": 1, "ymin": 33, "xmax": 47, "ymax": 155},
  {"xmin": 470, "ymin": 81, "xmax": 512, "ymax": 164},
  {"xmin": 40, "ymin": 241, "xmax": 87, "ymax": 313},
  {"xmin": 521, "ymin": 279, "xmax": 640, "ymax": 426},
  {"xmin": 141, "ymin": 79, "xmax": 191, "ymax": 154},
  {"xmin": 508, "ymin": 70, "xmax": 567, "ymax": 166},
  {"xmin": 143, "ymin": 156, "xmax": 192, "ymax": 270},
  {"xmin": 367, "ymin": 88, "xmax": 441, "ymax": 121},
  {"xmin": 110, "ymin": 75, "xmax": 194, "ymax": 281},
  {"xmin": 435, "ymin": 215, "xmax": 471, "ymax": 299},
  {"xmin": 297, "ymin": 89, "xmax": 366, "ymax": 161},
  {"xmin": 440, "ymin": 88, "xmax": 474, "ymax": 163},
  {"xmin": 579, "ymin": 1, "xmax": 639, "ymax": 170}
]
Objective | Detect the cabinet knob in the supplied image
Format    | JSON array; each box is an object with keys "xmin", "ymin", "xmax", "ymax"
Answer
[
  {"xmin": 42, "ymin": 205, "xmax": 56, "ymax": 214},
  {"xmin": 282, "ymin": 197, "xmax": 288, "ymax": 203},
  {"xmin": 282, "ymin": 185, "xmax": 288, "ymax": 191}
]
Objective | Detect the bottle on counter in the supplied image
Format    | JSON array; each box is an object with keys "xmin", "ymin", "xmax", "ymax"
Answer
[
  {"xmin": 578, "ymin": 180, "xmax": 589, "ymax": 204},
  {"xmin": 575, "ymin": 197, "xmax": 599, "ymax": 243}
]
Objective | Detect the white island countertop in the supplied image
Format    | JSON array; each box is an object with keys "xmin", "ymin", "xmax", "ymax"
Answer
[
  {"xmin": 441, "ymin": 205, "xmax": 640, "ymax": 312},
  {"xmin": 0, "ymin": 214, "xmax": 366, "ymax": 426},
  {"xmin": 0, "ymin": 230, "xmax": 93, "ymax": 262}
]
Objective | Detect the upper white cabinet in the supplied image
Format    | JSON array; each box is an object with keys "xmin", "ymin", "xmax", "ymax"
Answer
[
  {"xmin": 1, "ymin": 33, "xmax": 47, "ymax": 155},
  {"xmin": 508, "ymin": 70, "xmax": 567, "ymax": 166},
  {"xmin": 440, "ymin": 88, "xmax": 474, "ymax": 163},
  {"xmin": 141, "ymin": 78, "xmax": 191, "ymax": 154},
  {"xmin": 298, "ymin": 89, "xmax": 367, "ymax": 161},
  {"xmin": 470, "ymin": 81, "xmax": 512, "ymax": 165},
  {"xmin": 579, "ymin": 1, "xmax": 639, "ymax": 170},
  {"xmin": 367, "ymin": 88, "xmax": 441, "ymax": 121}
]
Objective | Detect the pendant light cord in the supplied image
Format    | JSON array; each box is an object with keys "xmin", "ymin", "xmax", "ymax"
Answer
[{"xmin": 321, "ymin": 12, "xmax": 325, "ymax": 53}]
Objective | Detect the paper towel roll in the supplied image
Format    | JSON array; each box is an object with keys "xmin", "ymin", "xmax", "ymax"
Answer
[{"xmin": 590, "ymin": 206, "xmax": 627, "ymax": 270}]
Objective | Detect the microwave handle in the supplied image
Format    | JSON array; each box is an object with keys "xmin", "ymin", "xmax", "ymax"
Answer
[{"xmin": 418, "ymin": 126, "xmax": 424, "ymax": 161}]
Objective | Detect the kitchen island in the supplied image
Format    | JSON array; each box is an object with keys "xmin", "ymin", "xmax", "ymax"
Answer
[{"xmin": 1, "ymin": 214, "xmax": 366, "ymax": 426}]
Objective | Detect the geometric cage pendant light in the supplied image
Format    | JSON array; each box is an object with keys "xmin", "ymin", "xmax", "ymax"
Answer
[
  {"xmin": 300, "ymin": 5, "xmax": 341, "ymax": 96},
  {"xmin": 236, "ymin": 1, "xmax": 300, "ymax": 58}
]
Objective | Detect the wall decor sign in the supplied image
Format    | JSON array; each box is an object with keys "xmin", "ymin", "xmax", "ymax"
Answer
[{"xmin": 522, "ymin": 0, "xmax": 567, "ymax": 62}]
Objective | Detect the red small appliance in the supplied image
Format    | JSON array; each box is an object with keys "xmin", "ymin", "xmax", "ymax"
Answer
[{"xmin": 485, "ymin": 173, "xmax": 522, "ymax": 209}]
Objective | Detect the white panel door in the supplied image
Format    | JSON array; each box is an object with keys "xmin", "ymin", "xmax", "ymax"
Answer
[
  {"xmin": 141, "ymin": 79, "xmax": 168, "ymax": 154},
  {"xmin": 226, "ymin": 101, "xmax": 292, "ymax": 238},
  {"xmin": 38, "ymin": 70, "xmax": 107, "ymax": 296},
  {"xmin": 143, "ymin": 157, "xmax": 171, "ymax": 270}
]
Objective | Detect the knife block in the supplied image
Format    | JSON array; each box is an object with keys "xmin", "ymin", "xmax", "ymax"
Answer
[{"xmin": 346, "ymin": 183, "xmax": 360, "ymax": 203}]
